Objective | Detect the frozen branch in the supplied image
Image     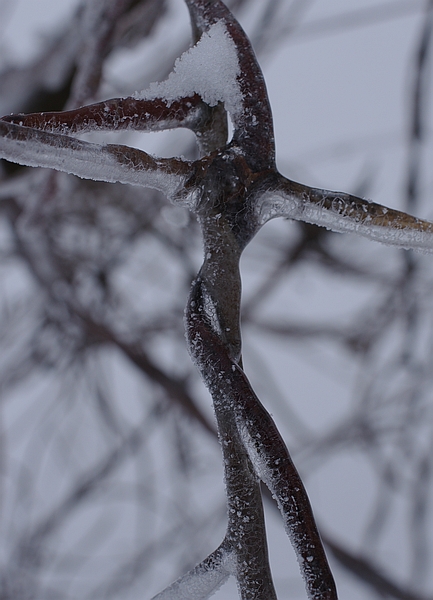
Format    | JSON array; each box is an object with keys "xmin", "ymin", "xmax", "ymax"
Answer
[
  {"xmin": 186, "ymin": 279, "xmax": 279, "ymax": 600},
  {"xmin": 2, "ymin": 95, "xmax": 218, "ymax": 136},
  {"xmin": 186, "ymin": 277, "xmax": 336, "ymax": 599},
  {"xmin": 185, "ymin": 0, "xmax": 275, "ymax": 169},
  {"xmin": 0, "ymin": 120, "xmax": 193, "ymax": 202},
  {"xmin": 3, "ymin": 0, "xmax": 433, "ymax": 598},
  {"xmin": 152, "ymin": 541, "xmax": 233, "ymax": 600},
  {"xmin": 258, "ymin": 175, "xmax": 433, "ymax": 252}
]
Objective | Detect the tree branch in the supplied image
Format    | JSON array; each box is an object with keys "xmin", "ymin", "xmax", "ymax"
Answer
[
  {"xmin": 258, "ymin": 175, "xmax": 433, "ymax": 252},
  {"xmin": 0, "ymin": 120, "xmax": 193, "ymax": 201},
  {"xmin": 2, "ymin": 95, "xmax": 217, "ymax": 136},
  {"xmin": 152, "ymin": 540, "xmax": 233, "ymax": 600}
]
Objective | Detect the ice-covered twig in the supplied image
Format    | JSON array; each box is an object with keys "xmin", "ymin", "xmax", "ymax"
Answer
[
  {"xmin": 0, "ymin": 120, "xmax": 193, "ymax": 202},
  {"xmin": 2, "ymin": 95, "xmax": 218, "ymax": 136},
  {"xmin": 257, "ymin": 175, "xmax": 433, "ymax": 252},
  {"xmin": 232, "ymin": 375, "xmax": 338, "ymax": 600},
  {"xmin": 3, "ymin": 0, "xmax": 433, "ymax": 598},
  {"xmin": 186, "ymin": 278, "xmax": 278, "ymax": 600},
  {"xmin": 151, "ymin": 541, "xmax": 233, "ymax": 600},
  {"xmin": 186, "ymin": 275, "xmax": 336, "ymax": 600}
]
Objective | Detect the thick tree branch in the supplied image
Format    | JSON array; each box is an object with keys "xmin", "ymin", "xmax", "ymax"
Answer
[{"xmin": 3, "ymin": 0, "xmax": 433, "ymax": 598}]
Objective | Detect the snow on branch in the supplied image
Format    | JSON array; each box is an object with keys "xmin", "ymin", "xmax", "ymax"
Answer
[
  {"xmin": 136, "ymin": 21, "xmax": 241, "ymax": 124},
  {"xmin": 185, "ymin": 0, "xmax": 275, "ymax": 170}
]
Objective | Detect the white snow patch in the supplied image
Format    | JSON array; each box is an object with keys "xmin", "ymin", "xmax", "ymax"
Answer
[{"xmin": 136, "ymin": 21, "xmax": 242, "ymax": 120}]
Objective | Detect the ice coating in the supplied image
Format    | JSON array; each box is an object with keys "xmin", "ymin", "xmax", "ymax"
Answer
[
  {"xmin": 2, "ymin": 0, "xmax": 429, "ymax": 596},
  {"xmin": 258, "ymin": 187, "xmax": 433, "ymax": 254},
  {"xmin": 299, "ymin": 201, "xmax": 433, "ymax": 253},
  {"xmin": 151, "ymin": 545, "xmax": 233, "ymax": 600},
  {"xmin": 137, "ymin": 21, "xmax": 242, "ymax": 120},
  {"xmin": 152, "ymin": 569, "xmax": 229, "ymax": 600},
  {"xmin": 0, "ymin": 121, "xmax": 190, "ymax": 202}
]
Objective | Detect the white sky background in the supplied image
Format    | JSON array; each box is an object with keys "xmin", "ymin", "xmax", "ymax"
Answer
[{"xmin": 1, "ymin": 0, "xmax": 433, "ymax": 599}]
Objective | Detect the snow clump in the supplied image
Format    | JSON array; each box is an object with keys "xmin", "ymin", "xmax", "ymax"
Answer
[{"xmin": 136, "ymin": 20, "xmax": 242, "ymax": 120}]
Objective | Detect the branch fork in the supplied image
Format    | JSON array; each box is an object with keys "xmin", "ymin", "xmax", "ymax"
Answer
[{"xmin": 2, "ymin": 0, "xmax": 433, "ymax": 598}]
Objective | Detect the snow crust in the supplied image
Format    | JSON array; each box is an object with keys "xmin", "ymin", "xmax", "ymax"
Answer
[{"xmin": 137, "ymin": 21, "xmax": 242, "ymax": 120}]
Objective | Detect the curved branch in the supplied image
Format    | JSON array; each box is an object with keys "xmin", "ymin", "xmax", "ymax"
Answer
[
  {"xmin": 186, "ymin": 277, "xmax": 336, "ymax": 600},
  {"xmin": 0, "ymin": 121, "xmax": 194, "ymax": 202},
  {"xmin": 258, "ymin": 175, "xmax": 433, "ymax": 252},
  {"xmin": 231, "ymin": 369, "xmax": 337, "ymax": 600},
  {"xmin": 186, "ymin": 278, "xmax": 278, "ymax": 600}
]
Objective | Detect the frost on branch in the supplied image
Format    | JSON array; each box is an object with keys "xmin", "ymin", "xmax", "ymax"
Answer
[
  {"xmin": 257, "ymin": 176, "xmax": 433, "ymax": 253},
  {"xmin": 151, "ymin": 542, "xmax": 233, "ymax": 600},
  {"xmin": 2, "ymin": 0, "xmax": 433, "ymax": 599},
  {"xmin": 185, "ymin": 276, "xmax": 337, "ymax": 599},
  {"xmin": 1, "ymin": 95, "xmax": 216, "ymax": 136},
  {"xmin": 0, "ymin": 120, "xmax": 192, "ymax": 202}
]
